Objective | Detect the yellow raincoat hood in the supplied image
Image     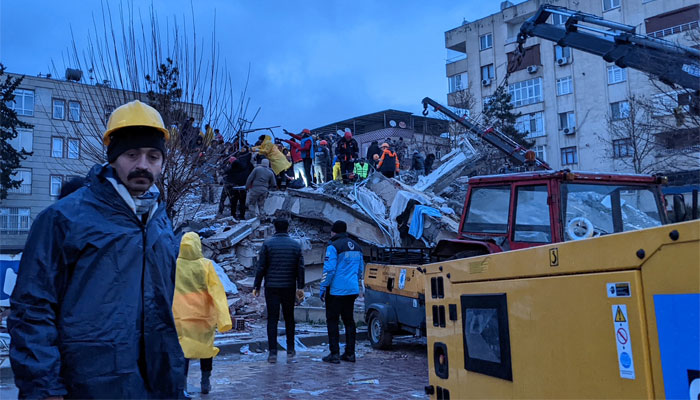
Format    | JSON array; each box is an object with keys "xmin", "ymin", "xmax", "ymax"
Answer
[
  {"xmin": 173, "ymin": 232, "xmax": 232, "ymax": 359},
  {"xmin": 253, "ymin": 135, "xmax": 292, "ymax": 175}
]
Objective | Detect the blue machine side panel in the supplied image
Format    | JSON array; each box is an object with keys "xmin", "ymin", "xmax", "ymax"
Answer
[{"xmin": 653, "ymin": 294, "xmax": 700, "ymax": 399}]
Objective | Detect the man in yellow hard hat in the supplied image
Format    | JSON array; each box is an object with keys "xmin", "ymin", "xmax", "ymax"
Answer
[{"xmin": 9, "ymin": 100, "xmax": 185, "ymax": 399}]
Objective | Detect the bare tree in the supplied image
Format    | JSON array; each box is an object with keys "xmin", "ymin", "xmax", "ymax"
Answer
[
  {"xmin": 603, "ymin": 94, "xmax": 699, "ymax": 174},
  {"xmin": 48, "ymin": 1, "xmax": 258, "ymax": 221}
]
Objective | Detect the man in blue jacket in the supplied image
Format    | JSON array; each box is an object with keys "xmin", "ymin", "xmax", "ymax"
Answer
[
  {"xmin": 320, "ymin": 220, "xmax": 364, "ymax": 364},
  {"xmin": 8, "ymin": 100, "xmax": 185, "ymax": 399}
]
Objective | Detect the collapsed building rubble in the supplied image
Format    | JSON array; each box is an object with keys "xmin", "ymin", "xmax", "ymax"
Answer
[{"xmin": 171, "ymin": 139, "xmax": 479, "ymax": 332}]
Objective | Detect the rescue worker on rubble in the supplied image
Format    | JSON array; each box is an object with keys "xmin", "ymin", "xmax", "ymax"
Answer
[
  {"xmin": 411, "ymin": 150, "xmax": 425, "ymax": 176},
  {"xmin": 245, "ymin": 158, "xmax": 277, "ymax": 218},
  {"xmin": 353, "ymin": 158, "xmax": 370, "ymax": 181},
  {"xmin": 173, "ymin": 232, "xmax": 232, "ymax": 396},
  {"xmin": 377, "ymin": 142, "xmax": 400, "ymax": 178},
  {"xmin": 253, "ymin": 218, "xmax": 305, "ymax": 363},
  {"xmin": 366, "ymin": 141, "xmax": 381, "ymax": 168},
  {"xmin": 284, "ymin": 129, "xmax": 315, "ymax": 187},
  {"xmin": 314, "ymin": 140, "xmax": 331, "ymax": 184},
  {"xmin": 424, "ymin": 153, "xmax": 435, "ymax": 175},
  {"xmin": 320, "ymin": 220, "xmax": 364, "ymax": 364},
  {"xmin": 252, "ymin": 135, "xmax": 292, "ymax": 178},
  {"xmin": 222, "ymin": 146, "xmax": 254, "ymax": 219},
  {"xmin": 336, "ymin": 131, "xmax": 359, "ymax": 184},
  {"xmin": 280, "ymin": 133, "xmax": 305, "ymax": 185},
  {"xmin": 8, "ymin": 100, "xmax": 185, "ymax": 399}
]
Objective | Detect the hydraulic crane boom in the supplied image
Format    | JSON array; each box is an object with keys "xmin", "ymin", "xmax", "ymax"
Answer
[
  {"xmin": 518, "ymin": 5, "xmax": 700, "ymax": 91},
  {"xmin": 421, "ymin": 97, "xmax": 550, "ymax": 170}
]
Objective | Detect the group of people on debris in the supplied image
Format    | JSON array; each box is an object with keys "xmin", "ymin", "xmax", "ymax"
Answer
[
  {"xmin": 7, "ymin": 101, "xmax": 365, "ymax": 399},
  {"xmin": 192, "ymin": 128, "xmax": 438, "ymax": 220}
]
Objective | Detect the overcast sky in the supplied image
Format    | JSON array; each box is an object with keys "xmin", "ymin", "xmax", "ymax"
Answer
[{"xmin": 1, "ymin": 0, "xmax": 523, "ymax": 136}]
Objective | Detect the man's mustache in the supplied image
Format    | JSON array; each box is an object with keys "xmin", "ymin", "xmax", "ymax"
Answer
[{"xmin": 127, "ymin": 170, "xmax": 154, "ymax": 182}]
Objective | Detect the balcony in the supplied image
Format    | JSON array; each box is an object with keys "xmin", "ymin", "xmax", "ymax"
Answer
[
  {"xmin": 647, "ymin": 20, "xmax": 699, "ymax": 38},
  {"xmin": 446, "ymin": 58, "xmax": 469, "ymax": 77}
]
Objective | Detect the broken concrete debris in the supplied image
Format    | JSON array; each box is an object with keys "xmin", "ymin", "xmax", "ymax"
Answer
[{"xmin": 171, "ymin": 143, "xmax": 472, "ymax": 327}]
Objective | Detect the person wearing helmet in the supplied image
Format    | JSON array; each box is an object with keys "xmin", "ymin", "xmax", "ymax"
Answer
[
  {"xmin": 336, "ymin": 131, "xmax": 359, "ymax": 184},
  {"xmin": 377, "ymin": 142, "xmax": 400, "ymax": 178},
  {"xmin": 8, "ymin": 100, "xmax": 185, "ymax": 399},
  {"xmin": 314, "ymin": 139, "xmax": 331, "ymax": 184}
]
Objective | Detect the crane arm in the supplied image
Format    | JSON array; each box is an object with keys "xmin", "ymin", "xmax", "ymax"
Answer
[
  {"xmin": 421, "ymin": 97, "xmax": 550, "ymax": 170},
  {"xmin": 518, "ymin": 5, "xmax": 700, "ymax": 91}
]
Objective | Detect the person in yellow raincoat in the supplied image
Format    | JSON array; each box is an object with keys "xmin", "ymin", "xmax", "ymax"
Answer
[
  {"xmin": 173, "ymin": 232, "xmax": 232, "ymax": 395},
  {"xmin": 252, "ymin": 135, "xmax": 292, "ymax": 176}
]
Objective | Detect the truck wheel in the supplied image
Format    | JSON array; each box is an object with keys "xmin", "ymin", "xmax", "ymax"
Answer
[{"xmin": 368, "ymin": 310, "xmax": 393, "ymax": 349}]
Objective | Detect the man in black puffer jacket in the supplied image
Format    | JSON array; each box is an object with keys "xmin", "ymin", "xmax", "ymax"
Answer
[{"xmin": 253, "ymin": 218, "xmax": 305, "ymax": 363}]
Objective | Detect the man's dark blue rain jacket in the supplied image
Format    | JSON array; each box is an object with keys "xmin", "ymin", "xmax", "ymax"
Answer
[{"xmin": 8, "ymin": 164, "xmax": 185, "ymax": 399}]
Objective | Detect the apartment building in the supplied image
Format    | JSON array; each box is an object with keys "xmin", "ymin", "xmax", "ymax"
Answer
[
  {"xmin": 1, "ymin": 72, "xmax": 203, "ymax": 252},
  {"xmin": 444, "ymin": 0, "xmax": 699, "ymax": 172}
]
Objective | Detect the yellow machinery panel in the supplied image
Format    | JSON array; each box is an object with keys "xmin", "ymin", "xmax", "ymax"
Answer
[
  {"xmin": 424, "ymin": 221, "xmax": 699, "ymax": 399},
  {"xmin": 365, "ymin": 263, "xmax": 424, "ymax": 298}
]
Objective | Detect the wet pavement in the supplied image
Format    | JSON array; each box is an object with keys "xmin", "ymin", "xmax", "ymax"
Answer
[{"xmin": 0, "ymin": 337, "xmax": 429, "ymax": 399}]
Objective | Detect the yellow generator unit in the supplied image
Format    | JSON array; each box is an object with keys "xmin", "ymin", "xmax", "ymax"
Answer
[{"xmin": 423, "ymin": 221, "xmax": 699, "ymax": 399}]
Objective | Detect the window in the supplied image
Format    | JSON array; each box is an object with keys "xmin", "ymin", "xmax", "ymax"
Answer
[
  {"xmin": 464, "ymin": 186, "xmax": 511, "ymax": 234},
  {"xmin": 68, "ymin": 139, "xmax": 80, "ymax": 159},
  {"xmin": 613, "ymin": 138, "xmax": 633, "ymax": 158},
  {"xmin": 8, "ymin": 169, "xmax": 32, "ymax": 194},
  {"xmin": 533, "ymin": 145, "xmax": 547, "ymax": 162},
  {"xmin": 603, "ymin": 0, "xmax": 620, "ymax": 11},
  {"xmin": 481, "ymin": 64, "xmax": 495, "ymax": 81},
  {"xmin": 449, "ymin": 73, "xmax": 468, "ymax": 93},
  {"xmin": 104, "ymin": 104, "xmax": 115, "ymax": 123},
  {"xmin": 652, "ymin": 91, "xmax": 693, "ymax": 116},
  {"xmin": 560, "ymin": 146, "xmax": 578, "ymax": 165},
  {"xmin": 610, "ymin": 101, "xmax": 630, "ymax": 120},
  {"xmin": 507, "ymin": 45, "xmax": 541, "ymax": 72},
  {"xmin": 552, "ymin": 13, "xmax": 568, "ymax": 26},
  {"xmin": 554, "ymin": 46, "xmax": 571, "ymax": 60},
  {"xmin": 514, "ymin": 185, "xmax": 552, "ymax": 243},
  {"xmin": 556, "ymin": 76, "xmax": 573, "ymax": 95},
  {"xmin": 508, "ymin": 77, "xmax": 542, "ymax": 107},
  {"xmin": 69, "ymin": 101, "xmax": 81, "ymax": 122},
  {"xmin": 558, "ymin": 111, "xmax": 576, "ymax": 131},
  {"xmin": 53, "ymin": 99, "xmax": 65, "ymax": 120},
  {"xmin": 607, "ymin": 65, "xmax": 627, "ymax": 84},
  {"xmin": 0, "ymin": 207, "xmax": 31, "ymax": 234},
  {"xmin": 479, "ymin": 33, "xmax": 493, "ymax": 50},
  {"xmin": 515, "ymin": 112, "xmax": 545, "ymax": 138},
  {"xmin": 461, "ymin": 294, "xmax": 513, "ymax": 381},
  {"xmin": 9, "ymin": 89, "xmax": 34, "ymax": 116},
  {"xmin": 8, "ymin": 128, "xmax": 33, "ymax": 153},
  {"xmin": 52, "ymin": 137, "xmax": 64, "ymax": 158},
  {"xmin": 562, "ymin": 183, "xmax": 663, "ymax": 240},
  {"xmin": 50, "ymin": 176, "xmax": 63, "ymax": 197}
]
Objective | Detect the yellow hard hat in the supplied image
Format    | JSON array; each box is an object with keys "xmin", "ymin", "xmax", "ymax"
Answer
[{"xmin": 103, "ymin": 100, "xmax": 170, "ymax": 146}]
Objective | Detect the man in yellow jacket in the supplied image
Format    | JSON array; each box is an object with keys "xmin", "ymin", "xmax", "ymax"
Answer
[{"xmin": 173, "ymin": 232, "xmax": 232, "ymax": 395}]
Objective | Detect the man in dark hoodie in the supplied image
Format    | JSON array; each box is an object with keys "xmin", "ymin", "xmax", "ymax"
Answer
[
  {"xmin": 366, "ymin": 141, "xmax": 381, "ymax": 168},
  {"xmin": 223, "ymin": 146, "xmax": 254, "ymax": 219}
]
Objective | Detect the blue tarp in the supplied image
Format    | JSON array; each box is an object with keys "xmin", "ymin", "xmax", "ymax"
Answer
[{"xmin": 408, "ymin": 205, "xmax": 442, "ymax": 239}]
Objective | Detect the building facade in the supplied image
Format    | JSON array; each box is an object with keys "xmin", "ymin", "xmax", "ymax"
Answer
[
  {"xmin": 444, "ymin": 0, "xmax": 699, "ymax": 173},
  {"xmin": 1, "ymin": 73, "xmax": 203, "ymax": 252},
  {"xmin": 312, "ymin": 109, "xmax": 452, "ymax": 164}
]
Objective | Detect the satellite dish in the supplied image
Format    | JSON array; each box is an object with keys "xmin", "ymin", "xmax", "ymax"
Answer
[
  {"xmin": 344, "ymin": 128, "xmax": 351, "ymax": 132},
  {"xmin": 399, "ymin": 121, "xmax": 407, "ymax": 129},
  {"xmin": 337, "ymin": 130, "xmax": 344, "ymax": 135},
  {"xmin": 389, "ymin": 120, "xmax": 397, "ymax": 127}
]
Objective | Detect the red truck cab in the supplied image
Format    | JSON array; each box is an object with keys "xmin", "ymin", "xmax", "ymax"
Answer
[{"xmin": 433, "ymin": 170, "xmax": 668, "ymax": 259}]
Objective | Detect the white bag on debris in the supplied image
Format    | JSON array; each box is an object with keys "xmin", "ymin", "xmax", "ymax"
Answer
[
  {"xmin": 212, "ymin": 261, "xmax": 238, "ymax": 294},
  {"xmin": 290, "ymin": 229, "xmax": 313, "ymax": 251},
  {"xmin": 355, "ymin": 187, "xmax": 386, "ymax": 217}
]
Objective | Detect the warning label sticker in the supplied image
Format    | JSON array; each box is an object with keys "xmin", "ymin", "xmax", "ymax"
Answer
[{"xmin": 612, "ymin": 304, "xmax": 635, "ymax": 379}]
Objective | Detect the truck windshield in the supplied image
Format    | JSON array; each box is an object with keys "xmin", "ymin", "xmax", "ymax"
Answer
[
  {"xmin": 561, "ymin": 183, "xmax": 663, "ymax": 241},
  {"xmin": 463, "ymin": 186, "xmax": 511, "ymax": 234}
]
